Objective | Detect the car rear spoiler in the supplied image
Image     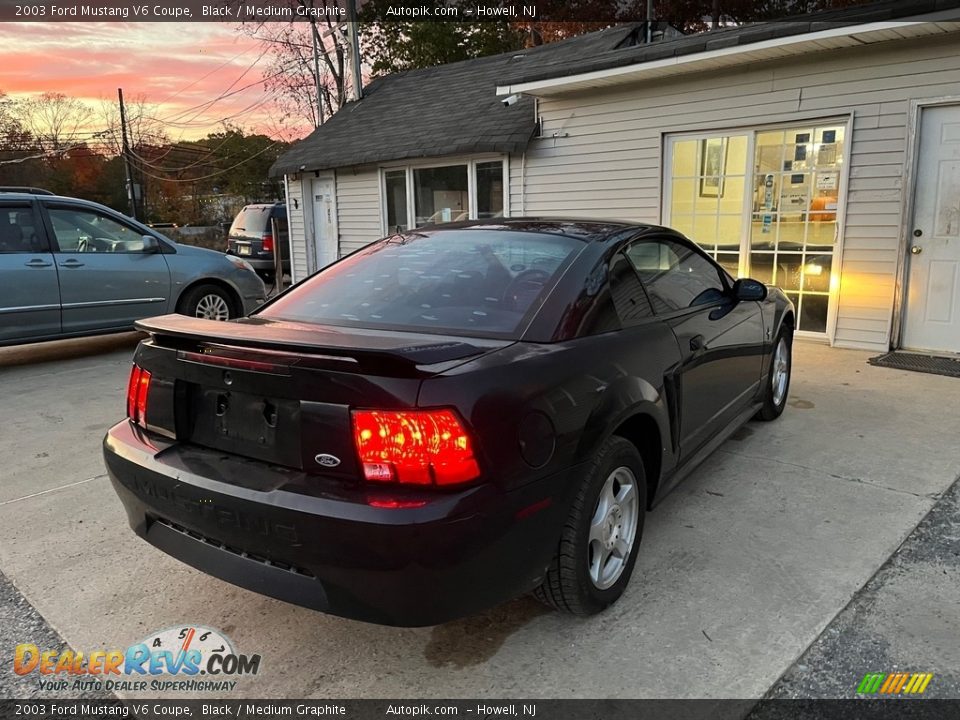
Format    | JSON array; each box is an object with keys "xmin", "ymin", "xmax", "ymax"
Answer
[{"xmin": 135, "ymin": 314, "xmax": 506, "ymax": 368}]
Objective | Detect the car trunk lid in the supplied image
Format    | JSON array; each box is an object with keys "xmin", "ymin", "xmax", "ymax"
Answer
[{"xmin": 133, "ymin": 314, "xmax": 509, "ymax": 478}]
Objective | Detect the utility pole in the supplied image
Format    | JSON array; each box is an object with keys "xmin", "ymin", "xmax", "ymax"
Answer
[
  {"xmin": 117, "ymin": 88, "xmax": 138, "ymax": 220},
  {"xmin": 346, "ymin": 0, "xmax": 362, "ymax": 102},
  {"xmin": 645, "ymin": 0, "xmax": 654, "ymax": 43},
  {"xmin": 310, "ymin": 17, "xmax": 325, "ymax": 127}
]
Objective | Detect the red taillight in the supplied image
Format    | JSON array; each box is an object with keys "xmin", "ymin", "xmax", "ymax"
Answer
[
  {"xmin": 262, "ymin": 233, "xmax": 274, "ymax": 253},
  {"xmin": 125, "ymin": 363, "xmax": 152, "ymax": 428},
  {"xmin": 351, "ymin": 409, "xmax": 480, "ymax": 486}
]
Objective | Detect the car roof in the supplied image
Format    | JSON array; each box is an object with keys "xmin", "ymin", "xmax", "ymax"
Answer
[
  {"xmin": 413, "ymin": 217, "xmax": 663, "ymax": 241},
  {"xmin": 0, "ymin": 191, "xmax": 93, "ymax": 204}
]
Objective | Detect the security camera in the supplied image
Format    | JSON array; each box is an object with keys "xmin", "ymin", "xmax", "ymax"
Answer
[{"xmin": 501, "ymin": 94, "xmax": 521, "ymax": 107}]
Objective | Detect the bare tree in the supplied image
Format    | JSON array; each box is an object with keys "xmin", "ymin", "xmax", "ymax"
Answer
[
  {"xmin": 237, "ymin": 0, "xmax": 351, "ymax": 135},
  {"xmin": 17, "ymin": 92, "xmax": 95, "ymax": 156},
  {"xmin": 96, "ymin": 93, "xmax": 168, "ymax": 157}
]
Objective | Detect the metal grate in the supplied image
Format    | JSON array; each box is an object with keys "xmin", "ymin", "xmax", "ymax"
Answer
[{"xmin": 868, "ymin": 352, "xmax": 960, "ymax": 378}]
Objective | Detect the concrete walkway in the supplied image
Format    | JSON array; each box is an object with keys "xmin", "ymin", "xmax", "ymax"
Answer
[{"xmin": 0, "ymin": 336, "xmax": 957, "ymax": 699}]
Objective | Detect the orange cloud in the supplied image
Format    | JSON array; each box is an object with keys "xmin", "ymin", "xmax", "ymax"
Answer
[{"xmin": 0, "ymin": 22, "xmax": 293, "ymax": 139}]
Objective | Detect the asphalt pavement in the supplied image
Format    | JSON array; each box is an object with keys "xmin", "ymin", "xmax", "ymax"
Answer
[{"xmin": 0, "ymin": 336, "xmax": 958, "ymax": 703}]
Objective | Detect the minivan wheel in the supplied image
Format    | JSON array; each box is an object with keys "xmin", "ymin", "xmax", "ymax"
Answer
[
  {"xmin": 534, "ymin": 436, "xmax": 646, "ymax": 615},
  {"xmin": 755, "ymin": 327, "xmax": 792, "ymax": 421},
  {"xmin": 178, "ymin": 284, "xmax": 234, "ymax": 321}
]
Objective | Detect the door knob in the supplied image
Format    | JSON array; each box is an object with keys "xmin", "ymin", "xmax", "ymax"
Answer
[{"xmin": 910, "ymin": 246, "xmax": 922, "ymax": 255}]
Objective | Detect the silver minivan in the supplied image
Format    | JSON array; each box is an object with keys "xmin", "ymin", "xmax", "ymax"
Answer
[{"xmin": 0, "ymin": 189, "xmax": 266, "ymax": 345}]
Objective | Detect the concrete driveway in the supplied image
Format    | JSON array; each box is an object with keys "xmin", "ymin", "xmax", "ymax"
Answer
[{"xmin": 0, "ymin": 336, "xmax": 958, "ymax": 699}]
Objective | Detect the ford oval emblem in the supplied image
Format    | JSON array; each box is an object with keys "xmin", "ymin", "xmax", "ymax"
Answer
[{"xmin": 314, "ymin": 453, "xmax": 341, "ymax": 468}]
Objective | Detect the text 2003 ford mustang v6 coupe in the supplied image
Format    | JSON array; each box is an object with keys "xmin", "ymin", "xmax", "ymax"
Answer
[{"xmin": 103, "ymin": 219, "xmax": 794, "ymax": 626}]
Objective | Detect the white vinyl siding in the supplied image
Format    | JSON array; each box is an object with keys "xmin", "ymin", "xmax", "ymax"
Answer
[
  {"xmin": 518, "ymin": 31, "xmax": 960, "ymax": 351},
  {"xmin": 334, "ymin": 167, "xmax": 382, "ymax": 258},
  {"xmin": 285, "ymin": 177, "xmax": 309, "ymax": 281}
]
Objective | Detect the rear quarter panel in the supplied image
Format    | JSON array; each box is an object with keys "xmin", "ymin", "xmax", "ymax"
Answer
[{"xmin": 417, "ymin": 323, "xmax": 682, "ymax": 498}]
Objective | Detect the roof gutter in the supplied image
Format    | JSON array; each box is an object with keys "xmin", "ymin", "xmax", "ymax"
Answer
[{"xmin": 496, "ymin": 20, "xmax": 949, "ymax": 96}]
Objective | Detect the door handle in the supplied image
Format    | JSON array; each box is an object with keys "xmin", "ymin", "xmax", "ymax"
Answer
[
  {"xmin": 24, "ymin": 258, "xmax": 52, "ymax": 268},
  {"xmin": 910, "ymin": 246, "xmax": 922, "ymax": 255},
  {"xmin": 59, "ymin": 259, "xmax": 85, "ymax": 267}
]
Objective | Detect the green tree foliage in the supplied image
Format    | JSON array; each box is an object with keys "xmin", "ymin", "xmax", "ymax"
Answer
[
  {"xmin": 359, "ymin": 9, "xmax": 528, "ymax": 75},
  {"xmin": 358, "ymin": 0, "xmax": 872, "ymax": 75}
]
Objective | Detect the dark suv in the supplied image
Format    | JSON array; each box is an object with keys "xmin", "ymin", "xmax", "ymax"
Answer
[{"xmin": 225, "ymin": 203, "xmax": 290, "ymax": 281}]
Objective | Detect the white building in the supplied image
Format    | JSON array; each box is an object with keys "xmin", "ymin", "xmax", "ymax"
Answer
[{"xmin": 271, "ymin": 3, "xmax": 960, "ymax": 354}]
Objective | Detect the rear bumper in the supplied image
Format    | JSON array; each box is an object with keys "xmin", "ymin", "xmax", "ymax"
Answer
[{"xmin": 103, "ymin": 421, "xmax": 574, "ymax": 626}]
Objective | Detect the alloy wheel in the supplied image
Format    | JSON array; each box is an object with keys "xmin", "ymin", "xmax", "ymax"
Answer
[
  {"xmin": 588, "ymin": 466, "xmax": 640, "ymax": 590},
  {"xmin": 195, "ymin": 294, "xmax": 230, "ymax": 321},
  {"xmin": 771, "ymin": 337, "xmax": 790, "ymax": 406}
]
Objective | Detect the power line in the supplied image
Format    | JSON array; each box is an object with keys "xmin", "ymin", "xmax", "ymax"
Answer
[
  {"xmin": 133, "ymin": 141, "xmax": 282, "ymax": 183},
  {"xmin": 153, "ymin": 45, "xmax": 273, "ymax": 125}
]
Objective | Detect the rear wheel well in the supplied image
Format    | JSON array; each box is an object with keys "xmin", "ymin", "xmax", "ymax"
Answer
[
  {"xmin": 782, "ymin": 311, "xmax": 795, "ymax": 333},
  {"xmin": 612, "ymin": 414, "xmax": 662, "ymax": 508},
  {"xmin": 176, "ymin": 279, "xmax": 241, "ymax": 317}
]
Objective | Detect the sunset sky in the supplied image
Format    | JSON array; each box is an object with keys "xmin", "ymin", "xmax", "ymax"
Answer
[{"xmin": 0, "ymin": 22, "xmax": 291, "ymax": 141}]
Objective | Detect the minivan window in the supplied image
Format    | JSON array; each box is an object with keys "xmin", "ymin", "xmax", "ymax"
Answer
[
  {"xmin": 259, "ymin": 229, "xmax": 583, "ymax": 338},
  {"xmin": 229, "ymin": 206, "xmax": 284, "ymax": 239},
  {"xmin": 0, "ymin": 204, "xmax": 38, "ymax": 253}
]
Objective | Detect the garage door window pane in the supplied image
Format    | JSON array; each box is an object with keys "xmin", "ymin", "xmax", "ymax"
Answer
[
  {"xmin": 666, "ymin": 133, "xmax": 748, "ymax": 273},
  {"xmin": 476, "ymin": 161, "xmax": 504, "ymax": 219},
  {"xmin": 414, "ymin": 165, "xmax": 468, "ymax": 227},
  {"xmin": 749, "ymin": 123, "xmax": 844, "ymax": 336}
]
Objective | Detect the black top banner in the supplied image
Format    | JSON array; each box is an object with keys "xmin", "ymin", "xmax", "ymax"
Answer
[{"xmin": 0, "ymin": 0, "xmax": 958, "ymax": 23}]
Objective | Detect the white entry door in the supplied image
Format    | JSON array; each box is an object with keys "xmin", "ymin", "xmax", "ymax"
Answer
[
  {"xmin": 903, "ymin": 105, "xmax": 960, "ymax": 354},
  {"xmin": 310, "ymin": 177, "xmax": 338, "ymax": 271}
]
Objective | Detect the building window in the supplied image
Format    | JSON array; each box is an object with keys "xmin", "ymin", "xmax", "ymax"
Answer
[
  {"xmin": 668, "ymin": 133, "xmax": 749, "ymax": 279},
  {"xmin": 476, "ymin": 161, "xmax": 505, "ymax": 219},
  {"xmin": 382, "ymin": 158, "xmax": 507, "ymax": 232},
  {"xmin": 665, "ymin": 122, "xmax": 846, "ymax": 336},
  {"xmin": 750, "ymin": 125, "xmax": 844, "ymax": 335},
  {"xmin": 384, "ymin": 169, "xmax": 408, "ymax": 233},
  {"xmin": 414, "ymin": 165, "xmax": 469, "ymax": 226}
]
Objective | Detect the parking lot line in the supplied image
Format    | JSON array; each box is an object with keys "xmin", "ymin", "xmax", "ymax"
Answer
[{"xmin": 0, "ymin": 474, "xmax": 106, "ymax": 507}]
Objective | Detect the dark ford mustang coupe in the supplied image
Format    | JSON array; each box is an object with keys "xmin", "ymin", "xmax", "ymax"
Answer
[{"xmin": 104, "ymin": 219, "xmax": 794, "ymax": 626}]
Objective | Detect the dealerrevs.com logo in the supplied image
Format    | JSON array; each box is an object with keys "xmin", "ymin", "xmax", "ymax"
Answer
[{"xmin": 14, "ymin": 625, "xmax": 261, "ymax": 693}]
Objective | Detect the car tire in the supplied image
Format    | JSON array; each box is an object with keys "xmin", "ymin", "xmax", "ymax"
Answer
[
  {"xmin": 177, "ymin": 284, "xmax": 235, "ymax": 321},
  {"xmin": 755, "ymin": 326, "xmax": 793, "ymax": 421},
  {"xmin": 534, "ymin": 436, "xmax": 646, "ymax": 616}
]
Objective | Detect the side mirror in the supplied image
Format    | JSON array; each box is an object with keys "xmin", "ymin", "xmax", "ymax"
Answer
[
  {"xmin": 733, "ymin": 278, "xmax": 767, "ymax": 302},
  {"xmin": 141, "ymin": 235, "xmax": 160, "ymax": 253}
]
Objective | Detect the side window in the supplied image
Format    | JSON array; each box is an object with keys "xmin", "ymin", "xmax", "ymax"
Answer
[
  {"xmin": 0, "ymin": 205, "xmax": 41, "ymax": 254},
  {"xmin": 554, "ymin": 259, "xmax": 621, "ymax": 340},
  {"xmin": 608, "ymin": 252, "xmax": 653, "ymax": 326},
  {"xmin": 47, "ymin": 207, "xmax": 148, "ymax": 253},
  {"xmin": 626, "ymin": 238, "xmax": 727, "ymax": 313}
]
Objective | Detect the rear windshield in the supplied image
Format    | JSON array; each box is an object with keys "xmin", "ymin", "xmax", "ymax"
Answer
[
  {"xmin": 258, "ymin": 229, "xmax": 583, "ymax": 338},
  {"xmin": 229, "ymin": 206, "xmax": 274, "ymax": 238}
]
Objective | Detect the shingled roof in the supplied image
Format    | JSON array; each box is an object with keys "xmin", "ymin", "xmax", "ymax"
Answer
[
  {"xmin": 269, "ymin": 25, "xmax": 639, "ymax": 177},
  {"xmin": 498, "ymin": 0, "xmax": 960, "ymax": 87},
  {"xmin": 272, "ymin": 0, "xmax": 958, "ymax": 177}
]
